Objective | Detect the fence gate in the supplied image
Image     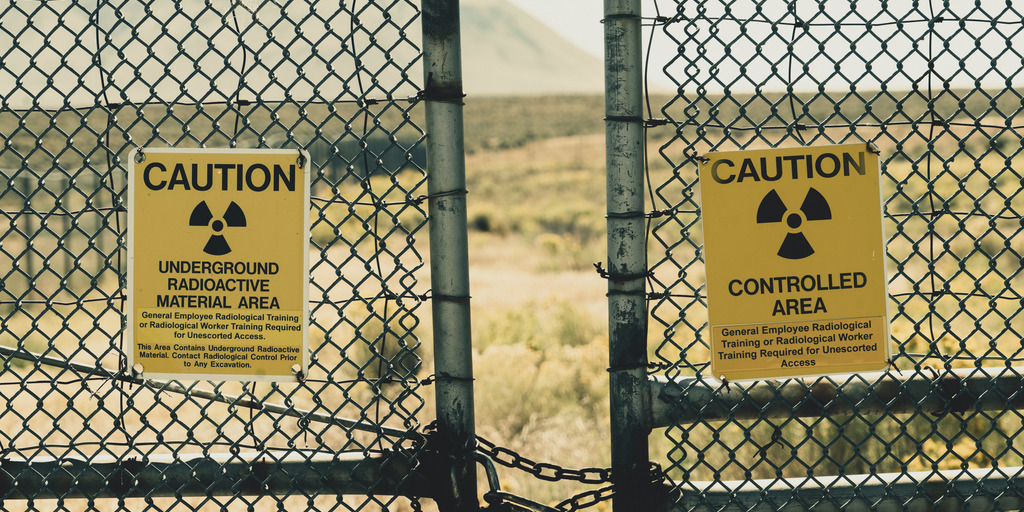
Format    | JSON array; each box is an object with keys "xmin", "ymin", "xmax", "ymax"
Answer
[
  {"xmin": 614, "ymin": 0, "xmax": 1024, "ymax": 510},
  {"xmin": 0, "ymin": 0, "xmax": 474, "ymax": 510}
]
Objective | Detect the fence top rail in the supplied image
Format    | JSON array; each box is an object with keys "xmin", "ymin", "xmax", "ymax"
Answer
[
  {"xmin": 674, "ymin": 466, "xmax": 1024, "ymax": 512},
  {"xmin": 652, "ymin": 365, "xmax": 1024, "ymax": 427},
  {"xmin": 0, "ymin": 449, "xmax": 433, "ymax": 500}
]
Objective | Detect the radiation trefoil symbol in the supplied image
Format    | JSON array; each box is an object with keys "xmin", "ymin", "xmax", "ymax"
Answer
[
  {"xmin": 756, "ymin": 188, "xmax": 831, "ymax": 259},
  {"xmin": 190, "ymin": 201, "xmax": 247, "ymax": 255}
]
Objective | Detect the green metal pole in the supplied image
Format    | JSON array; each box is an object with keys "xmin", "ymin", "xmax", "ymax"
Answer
[
  {"xmin": 604, "ymin": 0, "xmax": 653, "ymax": 510},
  {"xmin": 422, "ymin": 1, "xmax": 477, "ymax": 511}
]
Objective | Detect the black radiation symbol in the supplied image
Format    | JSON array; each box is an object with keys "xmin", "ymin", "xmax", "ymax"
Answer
[
  {"xmin": 756, "ymin": 188, "xmax": 832, "ymax": 259},
  {"xmin": 189, "ymin": 201, "xmax": 247, "ymax": 255}
]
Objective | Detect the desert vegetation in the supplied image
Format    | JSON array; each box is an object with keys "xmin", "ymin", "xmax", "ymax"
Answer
[
  {"xmin": 2, "ymin": 90, "xmax": 1023, "ymax": 511},
  {"xmin": 451, "ymin": 90, "xmax": 1023, "ymax": 504}
]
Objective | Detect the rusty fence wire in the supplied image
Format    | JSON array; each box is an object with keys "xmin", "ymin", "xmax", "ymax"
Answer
[
  {"xmin": 0, "ymin": 0, "xmax": 434, "ymax": 510},
  {"xmin": 647, "ymin": 0, "xmax": 1024, "ymax": 510}
]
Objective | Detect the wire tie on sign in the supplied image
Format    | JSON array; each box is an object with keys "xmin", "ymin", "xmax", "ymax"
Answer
[
  {"xmin": 296, "ymin": 152, "xmax": 306, "ymax": 168},
  {"xmin": 887, "ymin": 357, "xmax": 903, "ymax": 375},
  {"xmin": 685, "ymin": 148, "xmax": 710, "ymax": 164},
  {"xmin": 134, "ymin": 148, "xmax": 146, "ymax": 163}
]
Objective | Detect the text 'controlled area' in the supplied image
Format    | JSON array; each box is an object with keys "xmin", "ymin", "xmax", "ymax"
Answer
[
  {"xmin": 698, "ymin": 144, "xmax": 891, "ymax": 381},
  {"xmin": 728, "ymin": 271, "xmax": 867, "ymax": 316}
]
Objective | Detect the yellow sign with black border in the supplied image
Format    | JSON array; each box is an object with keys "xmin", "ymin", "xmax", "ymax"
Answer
[
  {"xmin": 128, "ymin": 148, "xmax": 310, "ymax": 382},
  {"xmin": 699, "ymin": 143, "xmax": 890, "ymax": 381}
]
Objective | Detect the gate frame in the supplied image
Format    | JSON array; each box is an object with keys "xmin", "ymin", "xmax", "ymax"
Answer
[
  {"xmin": 0, "ymin": 0, "xmax": 472, "ymax": 509},
  {"xmin": 604, "ymin": 0, "xmax": 656, "ymax": 510},
  {"xmin": 422, "ymin": 0, "xmax": 478, "ymax": 510}
]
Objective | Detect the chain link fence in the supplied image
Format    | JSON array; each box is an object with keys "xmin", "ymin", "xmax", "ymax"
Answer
[
  {"xmin": 648, "ymin": 0, "xmax": 1024, "ymax": 509},
  {"xmin": 1, "ymin": 0, "xmax": 435, "ymax": 510},
  {"xmin": 9, "ymin": 0, "xmax": 1024, "ymax": 510}
]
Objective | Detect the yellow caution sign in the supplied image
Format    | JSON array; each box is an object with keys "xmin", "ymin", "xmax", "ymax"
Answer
[
  {"xmin": 128, "ymin": 148, "xmax": 310, "ymax": 381},
  {"xmin": 699, "ymin": 143, "xmax": 890, "ymax": 381}
]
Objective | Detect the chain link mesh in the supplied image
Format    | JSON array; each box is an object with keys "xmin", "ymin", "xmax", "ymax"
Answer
[
  {"xmin": 649, "ymin": 0, "xmax": 1024, "ymax": 509},
  {"xmin": 1, "ymin": 0, "xmax": 430, "ymax": 510}
]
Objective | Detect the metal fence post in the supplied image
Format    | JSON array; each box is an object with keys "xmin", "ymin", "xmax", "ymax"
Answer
[
  {"xmin": 2, "ymin": 0, "xmax": 435, "ymax": 509},
  {"xmin": 604, "ymin": 0, "xmax": 653, "ymax": 511},
  {"xmin": 422, "ymin": 1, "xmax": 477, "ymax": 511}
]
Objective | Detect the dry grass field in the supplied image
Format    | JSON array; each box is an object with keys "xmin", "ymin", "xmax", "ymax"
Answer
[{"xmin": 2, "ymin": 91, "xmax": 1023, "ymax": 510}]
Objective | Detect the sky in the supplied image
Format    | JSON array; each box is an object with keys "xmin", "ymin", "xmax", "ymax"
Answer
[
  {"xmin": 506, "ymin": 0, "xmax": 678, "ymax": 90},
  {"xmin": 505, "ymin": 0, "xmax": 606, "ymax": 60},
  {"xmin": 505, "ymin": 0, "xmax": 1024, "ymax": 93},
  {"xmin": 506, "ymin": 0, "xmax": 682, "ymax": 60}
]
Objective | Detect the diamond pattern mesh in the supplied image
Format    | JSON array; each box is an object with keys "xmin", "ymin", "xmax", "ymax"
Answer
[
  {"xmin": 651, "ymin": 0, "xmax": 1024, "ymax": 509},
  {"xmin": 1, "ymin": 1, "xmax": 429, "ymax": 510}
]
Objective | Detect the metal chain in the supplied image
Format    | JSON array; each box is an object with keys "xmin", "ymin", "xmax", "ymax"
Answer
[
  {"xmin": 553, "ymin": 485, "xmax": 616, "ymax": 512},
  {"xmin": 556, "ymin": 461, "xmax": 668, "ymax": 512},
  {"xmin": 476, "ymin": 435, "xmax": 670, "ymax": 512},
  {"xmin": 476, "ymin": 436, "xmax": 613, "ymax": 484}
]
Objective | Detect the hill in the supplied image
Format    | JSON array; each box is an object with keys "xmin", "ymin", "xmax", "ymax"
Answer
[{"xmin": 460, "ymin": 0, "xmax": 604, "ymax": 95}]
